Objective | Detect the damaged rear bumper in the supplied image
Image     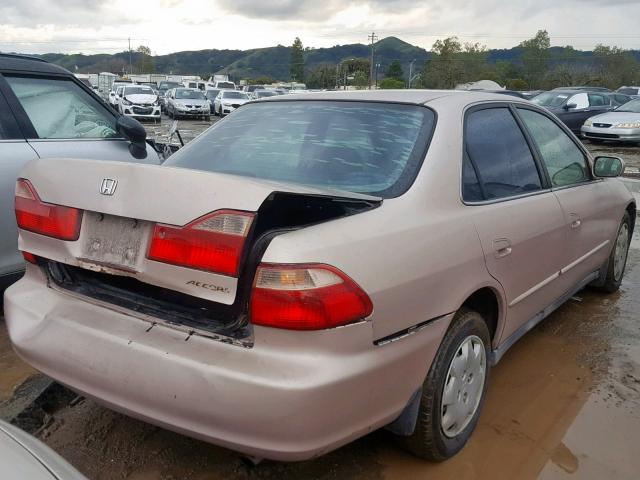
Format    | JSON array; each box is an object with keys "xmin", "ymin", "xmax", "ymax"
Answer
[{"xmin": 4, "ymin": 266, "xmax": 450, "ymax": 461}]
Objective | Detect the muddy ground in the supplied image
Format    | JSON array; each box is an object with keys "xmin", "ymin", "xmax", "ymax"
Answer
[{"xmin": 0, "ymin": 116, "xmax": 639, "ymax": 479}]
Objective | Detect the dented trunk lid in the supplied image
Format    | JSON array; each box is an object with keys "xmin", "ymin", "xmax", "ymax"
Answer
[{"xmin": 18, "ymin": 158, "xmax": 381, "ymax": 316}]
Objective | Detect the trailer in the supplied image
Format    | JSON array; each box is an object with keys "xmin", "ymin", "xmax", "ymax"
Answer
[{"xmin": 97, "ymin": 72, "xmax": 117, "ymax": 100}]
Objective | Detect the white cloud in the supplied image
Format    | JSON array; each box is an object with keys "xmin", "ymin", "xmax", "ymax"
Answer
[{"xmin": 1, "ymin": 0, "xmax": 639, "ymax": 55}]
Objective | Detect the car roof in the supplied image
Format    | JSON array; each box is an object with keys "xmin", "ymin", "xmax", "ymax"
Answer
[
  {"xmin": 260, "ymin": 89, "xmax": 528, "ymax": 106},
  {"xmin": 0, "ymin": 53, "xmax": 72, "ymax": 75}
]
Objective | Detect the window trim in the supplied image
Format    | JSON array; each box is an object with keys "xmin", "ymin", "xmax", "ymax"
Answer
[
  {"xmin": 513, "ymin": 104, "xmax": 596, "ymax": 191},
  {"xmin": 0, "ymin": 78, "xmax": 23, "ymax": 140},
  {"xmin": 460, "ymin": 102, "xmax": 549, "ymax": 205},
  {"xmin": 0, "ymin": 72, "xmax": 122, "ymax": 141}
]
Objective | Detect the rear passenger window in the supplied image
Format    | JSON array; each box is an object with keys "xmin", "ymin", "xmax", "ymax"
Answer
[
  {"xmin": 518, "ymin": 109, "xmax": 589, "ymax": 187},
  {"xmin": 464, "ymin": 108, "xmax": 542, "ymax": 201}
]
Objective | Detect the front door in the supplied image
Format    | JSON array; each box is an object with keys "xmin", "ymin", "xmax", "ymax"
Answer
[
  {"xmin": 516, "ymin": 107, "xmax": 620, "ymax": 284},
  {"xmin": 2, "ymin": 74, "xmax": 159, "ymax": 164}
]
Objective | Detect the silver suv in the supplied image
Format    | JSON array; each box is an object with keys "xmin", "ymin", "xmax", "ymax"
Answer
[{"xmin": 0, "ymin": 54, "xmax": 159, "ymax": 290}]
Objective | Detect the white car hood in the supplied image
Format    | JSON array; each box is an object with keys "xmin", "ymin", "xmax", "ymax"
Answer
[
  {"xmin": 589, "ymin": 111, "xmax": 640, "ymax": 124},
  {"xmin": 124, "ymin": 94, "xmax": 157, "ymax": 104}
]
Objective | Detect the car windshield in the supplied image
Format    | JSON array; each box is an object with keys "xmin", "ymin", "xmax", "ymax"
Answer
[
  {"xmin": 256, "ymin": 91, "xmax": 277, "ymax": 97},
  {"xmin": 617, "ymin": 88, "xmax": 639, "ymax": 95},
  {"xmin": 531, "ymin": 92, "xmax": 570, "ymax": 107},
  {"xmin": 124, "ymin": 86, "xmax": 154, "ymax": 95},
  {"xmin": 175, "ymin": 89, "xmax": 205, "ymax": 99},
  {"xmin": 223, "ymin": 91, "xmax": 248, "ymax": 99},
  {"xmin": 165, "ymin": 101, "xmax": 435, "ymax": 198},
  {"xmin": 615, "ymin": 99, "xmax": 640, "ymax": 113},
  {"xmin": 217, "ymin": 82, "xmax": 234, "ymax": 89},
  {"xmin": 206, "ymin": 90, "xmax": 220, "ymax": 99}
]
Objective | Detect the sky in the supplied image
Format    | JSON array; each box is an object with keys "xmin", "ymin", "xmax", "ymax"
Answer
[{"xmin": 1, "ymin": 0, "xmax": 640, "ymax": 55}]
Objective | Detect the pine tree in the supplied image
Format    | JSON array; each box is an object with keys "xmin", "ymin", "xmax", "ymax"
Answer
[{"xmin": 290, "ymin": 37, "xmax": 305, "ymax": 82}]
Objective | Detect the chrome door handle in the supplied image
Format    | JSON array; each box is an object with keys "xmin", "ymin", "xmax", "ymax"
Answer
[
  {"xmin": 493, "ymin": 239, "xmax": 512, "ymax": 258},
  {"xmin": 569, "ymin": 213, "xmax": 582, "ymax": 229}
]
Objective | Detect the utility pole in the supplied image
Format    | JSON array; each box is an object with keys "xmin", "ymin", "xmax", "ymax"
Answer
[
  {"xmin": 368, "ymin": 32, "xmax": 378, "ymax": 90},
  {"xmin": 128, "ymin": 37, "xmax": 132, "ymax": 76},
  {"xmin": 408, "ymin": 59, "xmax": 416, "ymax": 88},
  {"xmin": 375, "ymin": 62, "xmax": 380, "ymax": 88}
]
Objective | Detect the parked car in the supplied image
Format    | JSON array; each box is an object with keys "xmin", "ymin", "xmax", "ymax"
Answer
[
  {"xmin": 166, "ymin": 88, "xmax": 210, "ymax": 120},
  {"xmin": 213, "ymin": 90, "xmax": 250, "ymax": 116},
  {"xmin": 243, "ymin": 85, "xmax": 265, "ymax": 94},
  {"xmin": 531, "ymin": 90, "xmax": 617, "ymax": 133},
  {"xmin": 214, "ymin": 80, "xmax": 236, "ymax": 90},
  {"xmin": 108, "ymin": 81, "xmax": 129, "ymax": 107},
  {"xmin": 205, "ymin": 88, "xmax": 221, "ymax": 111},
  {"xmin": 5, "ymin": 91, "xmax": 634, "ymax": 463},
  {"xmin": 582, "ymin": 98, "xmax": 640, "ymax": 144},
  {"xmin": 552, "ymin": 86, "xmax": 611, "ymax": 92},
  {"xmin": 470, "ymin": 89, "xmax": 526, "ymax": 99},
  {"xmin": 158, "ymin": 81, "xmax": 183, "ymax": 99},
  {"xmin": 0, "ymin": 54, "xmax": 160, "ymax": 290},
  {"xmin": 616, "ymin": 86, "xmax": 640, "ymax": 96},
  {"xmin": 0, "ymin": 420, "xmax": 86, "ymax": 479},
  {"xmin": 251, "ymin": 90, "xmax": 278, "ymax": 100},
  {"xmin": 117, "ymin": 85, "xmax": 161, "ymax": 123}
]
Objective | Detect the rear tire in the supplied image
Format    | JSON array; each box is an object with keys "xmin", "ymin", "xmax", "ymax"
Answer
[
  {"xmin": 598, "ymin": 211, "xmax": 631, "ymax": 293},
  {"xmin": 402, "ymin": 308, "xmax": 491, "ymax": 461}
]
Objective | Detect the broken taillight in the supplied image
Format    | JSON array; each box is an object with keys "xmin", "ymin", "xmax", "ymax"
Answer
[
  {"xmin": 147, "ymin": 210, "xmax": 254, "ymax": 277},
  {"xmin": 250, "ymin": 263, "xmax": 373, "ymax": 330},
  {"xmin": 15, "ymin": 179, "xmax": 82, "ymax": 241}
]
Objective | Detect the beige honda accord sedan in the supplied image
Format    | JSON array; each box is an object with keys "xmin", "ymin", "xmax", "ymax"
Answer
[{"xmin": 4, "ymin": 91, "xmax": 635, "ymax": 462}]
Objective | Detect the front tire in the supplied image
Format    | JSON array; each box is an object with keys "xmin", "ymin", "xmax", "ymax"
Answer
[
  {"xmin": 403, "ymin": 308, "xmax": 491, "ymax": 461},
  {"xmin": 598, "ymin": 211, "xmax": 632, "ymax": 293}
]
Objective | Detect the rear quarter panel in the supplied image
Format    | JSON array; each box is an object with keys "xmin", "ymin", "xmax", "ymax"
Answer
[{"xmin": 262, "ymin": 100, "xmax": 504, "ymax": 341}]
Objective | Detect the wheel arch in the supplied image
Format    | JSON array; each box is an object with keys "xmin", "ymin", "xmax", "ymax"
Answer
[
  {"xmin": 626, "ymin": 202, "xmax": 636, "ymax": 235},
  {"xmin": 457, "ymin": 284, "xmax": 506, "ymax": 349}
]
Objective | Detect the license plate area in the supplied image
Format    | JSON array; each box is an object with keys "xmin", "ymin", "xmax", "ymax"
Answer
[{"xmin": 80, "ymin": 212, "xmax": 151, "ymax": 271}]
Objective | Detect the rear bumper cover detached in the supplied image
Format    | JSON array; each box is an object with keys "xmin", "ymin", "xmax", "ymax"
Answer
[{"xmin": 4, "ymin": 266, "xmax": 450, "ymax": 461}]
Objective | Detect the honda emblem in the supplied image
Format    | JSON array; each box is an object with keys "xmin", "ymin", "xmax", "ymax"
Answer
[{"xmin": 100, "ymin": 178, "xmax": 118, "ymax": 196}]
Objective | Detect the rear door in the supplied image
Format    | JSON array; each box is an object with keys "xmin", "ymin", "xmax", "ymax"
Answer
[
  {"xmin": 0, "ymin": 79, "xmax": 39, "ymax": 276},
  {"xmin": 2, "ymin": 74, "xmax": 158, "ymax": 163},
  {"xmin": 463, "ymin": 105, "xmax": 569, "ymax": 341},
  {"xmin": 516, "ymin": 106, "xmax": 620, "ymax": 285}
]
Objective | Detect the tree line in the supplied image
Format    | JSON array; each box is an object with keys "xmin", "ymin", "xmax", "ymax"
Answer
[{"xmin": 293, "ymin": 31, "xmax": 640, "ymax": 91}]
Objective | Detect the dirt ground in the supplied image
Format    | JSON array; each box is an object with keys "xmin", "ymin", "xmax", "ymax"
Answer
[{"xmin": 0, "ymin": 115, "xmax": 639, "ymax": 479}]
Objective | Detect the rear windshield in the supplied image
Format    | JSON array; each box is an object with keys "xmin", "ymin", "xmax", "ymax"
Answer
[{"xmin": 165, "ymin": 101, "xmax": 435, "ymax": 198}]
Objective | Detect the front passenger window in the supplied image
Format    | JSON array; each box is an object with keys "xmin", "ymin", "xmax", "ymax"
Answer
[
  {"xmin": 518, "ymin": 109, "xmax": 589, "ymax": 187},
  {"xmin": 5, "ymin": 76, "xmax": 119, "ymax": 140}
]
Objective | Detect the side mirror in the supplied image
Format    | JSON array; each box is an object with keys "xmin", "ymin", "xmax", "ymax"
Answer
[
  {"xmin": 117, "ymin": 115, "xmax": 148, "ymax": 159},
  {"xmin": 564, "ymin": 103, "xmax": 578, "ymax": 110},
  {"xmin": 594, "ymin": 156, "xmax": 625, "ymax": 178}
]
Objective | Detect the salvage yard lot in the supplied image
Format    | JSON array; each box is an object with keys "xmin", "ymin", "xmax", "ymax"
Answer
[{"xmin": 1, "ymin": 114, "xmax": 640, "ymax": 480}]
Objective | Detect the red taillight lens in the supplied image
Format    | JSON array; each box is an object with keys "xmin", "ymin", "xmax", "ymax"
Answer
[
  {"xmin": 15, "ymin": 179, "xmax": 82, "ymax": 241},
  {"xmin": 250, "ymin": 264, "xmax": 373, "ymax": 330},
  {"xmin": 22, "ymin": 251, "xmax": 38, "ymax": 264},
  {"xmin": 147, "ymin": 210, "xmax": 254, "ymax": 277}
]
